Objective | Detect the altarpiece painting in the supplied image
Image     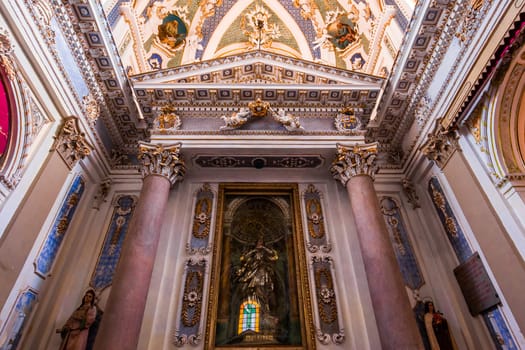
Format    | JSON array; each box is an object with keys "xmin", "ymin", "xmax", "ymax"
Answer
[{"xmin": 205, "ymin": 184, "xmax": 315, "ymax": 349}]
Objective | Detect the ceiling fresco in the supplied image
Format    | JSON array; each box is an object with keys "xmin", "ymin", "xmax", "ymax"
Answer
[
  {"xmin": 105, "ymin": 0, "xmax": 414, "ymax": 76},
  {"xmin": 48, "ymin": 0, "xmax": 487, "ymax": 168}
]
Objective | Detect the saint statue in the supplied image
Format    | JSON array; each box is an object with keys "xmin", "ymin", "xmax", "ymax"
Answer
[{"xmin": 236, "ymin": 237, "xmax": 278, "ymax": 313}]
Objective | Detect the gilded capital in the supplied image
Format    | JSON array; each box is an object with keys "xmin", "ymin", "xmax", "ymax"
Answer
[
  {"xmin": 52, "ymin": 116, "xmax": 92, "ymax": 169},
  {"xmin": 138, "ymin": 142, "xmax": 186, "ymax": 186},
  {"xmin": 330, "ymin": 142, "xmax": 379, "ymax": 186}
]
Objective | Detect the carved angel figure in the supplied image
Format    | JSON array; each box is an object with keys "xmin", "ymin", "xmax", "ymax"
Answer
[
  {"xmin": 220, "ymin": 108, "xmax": 251, "ymax": 130},
  {"xmin": 272, "ymin": 109, "xmax": 304, "ymax": 132}
]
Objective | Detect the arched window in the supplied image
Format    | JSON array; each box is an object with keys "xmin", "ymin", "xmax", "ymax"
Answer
[{"xmin": 238, "ymin": 299, "xmax": 260, "ymax": 334}]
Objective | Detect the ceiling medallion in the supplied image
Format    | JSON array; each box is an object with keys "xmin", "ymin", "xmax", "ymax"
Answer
[
  {"xmin": 241, "ymin": 4, "xmax": 281, "ymax": 50},
  {"xmin": 248, "ymin": 98, "xmax": 270, "ymax": 117}
]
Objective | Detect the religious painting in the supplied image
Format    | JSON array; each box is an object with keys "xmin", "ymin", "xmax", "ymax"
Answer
[
  {"xmin": 205, "ymin": 183, "xmax": 315, "ymax": 349},
  {"xmin": 326, "ymin": 13, "xmax": 358, "ymax": 50},
  {"xmin": 156, "ymin": 13, "xmax": 188, "ymax": 52}
]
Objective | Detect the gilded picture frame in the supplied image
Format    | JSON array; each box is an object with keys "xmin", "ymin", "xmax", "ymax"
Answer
[{"xmin": 205, "ymin": 183, "xmax": 316, "ymax": 349}]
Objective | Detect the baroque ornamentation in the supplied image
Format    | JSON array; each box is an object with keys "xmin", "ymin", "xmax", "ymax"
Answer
[
  {"xmin": 220, "ymin": 100, "xmax": 304, "ymax": 132},
  {"xmin": 82, "ymin": 94, "xmax": 100, "ymax": 124},
  {"xmin": 334, "ymin": 107, "xmax": 362, "ymax": 132},
  {"xmin": 311, "ymin": 256, "xmax": 344, "ymax": 345},
  {"xmin": 420, "ymin": 128, "xmax": 459, "ymax": 169},
  {"xmin": 380, "ymin": 197, "xmax": 425, "ymax": 290},
  {"xmin": 51, "ymin": 117, "xmax": 92, "ymax": 169},
  {"xmin": 174, "ymin": 259, "xmax": 206, "ymax": 347},
  {"xmin": 0, "ymin": 29, "xmax": 17, "ymax": 81},
  {"xmin": 154, "ymin": 106, "xmax": 181, "ymax": 131},
  {"xmin": 241, "ymin": 4, "xmax": 281, "ymax": 50},
  {"xmin": 330, "ymin": 142, "xmax": 379, "ymax": 186},
  {"xmin": 303, "ymin": 184, "xmax": 331, "ymax": 253},
  {"xmin": 401, "ymin": 178, "xmax": 420, "ymax": 209},
  {"xmin": 35, "ymin": 176, "xmax": 85, "ymax": 277},
  {"xmin": 90, "ymin": 195, "xmax": 137, "ymax": 291},
  {"xmin": 270, "ymin": 108, "xmax": 304, "ymax": 132},
  {"xmin": 187, "ymin": 183, "xmax": 214, "ymax": 255},
  {"xmin": 220, "ymin": 108, "xmax": 251, "ymax": 130},
  {"xmin": 249, "ymin": 98, "xmax": 270, "ymax": 117},
  {"xmin": 138, "ymin": 142, "xmax": 186, "ymax": 186},
  {"xmin": 92, "ymin": 178, "xmax": 112, "ymax": 210}
]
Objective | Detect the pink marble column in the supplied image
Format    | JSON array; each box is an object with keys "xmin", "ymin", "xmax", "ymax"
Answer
[
  {"xmin": 95, "ymin": 142, "xmax": 185, "ymax": 350},
  {"xmin": 331, "ymin": 143, "xmax": 423, "ymax": 350}
]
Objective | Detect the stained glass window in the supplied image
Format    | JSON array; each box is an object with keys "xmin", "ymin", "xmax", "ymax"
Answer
[{"xmin": 238, "ymin": 300, "xmax": 260, "ymax": 334}]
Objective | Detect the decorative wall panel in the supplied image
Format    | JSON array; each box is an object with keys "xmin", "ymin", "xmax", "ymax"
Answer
[
  {"xmin": 187, "ymin": 184, "xmax": 213, "ymax": 255},
  {"xmin": 90, "ymin": 195, "xmax": 137, "ymax": 291},
  {"xmin": 311, "ymin": 256, "xmax": 344, "ymax": 345},
  {"xmin": 428, "ymin": 177, "xmax": 517, "ymax": 349},
  {"xmin": 0, "ymin": 288, "xmax": 38, "ymax": 350},
  {"xmin": 173, "ymin": 259, "xmax": 207, "ymax": 347},
  {"xmin": 34, "ymin": 175, "xmax": 85, "ymax": 278},
  {"xmin": 303, "ymin": 184, "xmax": 330, "ymax": 253},
  {"xmin": 380, "ymin": 197, "xmax": 424, "ymax": 290}
]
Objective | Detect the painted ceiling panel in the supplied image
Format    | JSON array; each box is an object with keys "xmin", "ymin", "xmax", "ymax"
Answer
[{"xmin": 104, "ymin": 0, "xmax": 415, "ymax": 76}]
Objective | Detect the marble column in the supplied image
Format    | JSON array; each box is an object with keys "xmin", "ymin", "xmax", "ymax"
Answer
[
  {"xmin": 95, "ymin": 142, "xmax": 185, "ymax": 350},
  {"xmin": 331, "ymin": 142, "xmax": 423, "ymax": 350}
]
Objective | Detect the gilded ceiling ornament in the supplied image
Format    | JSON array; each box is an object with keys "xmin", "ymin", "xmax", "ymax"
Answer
[
  {"xmin": 241, "ymin": 4, "xmax": 281, "ymax": 50},
  {"xmin": 138, "ymin": 142, "xmax": 186, "ymax": 186},
  {"xmin": 270, "ymin": 108, "xmax": 304, "ymax": 132},
  {"xmin": 51, "ymin": 117, "xmax": 92, "ymax": 169},
  {"xmin": 330, "ymin": 142, "xmax": 379, "ymax": 185},
  {"xmin": 293, "ymin": 0, "xmax": 319, "ymax": 21},
  {"xmin": 82, "ymin": 94, "xmax": 100, "ymax": 124},
  {"xmin": 248, "ymin": 98, "xmax": 270, "ymax": 117},
  {"xmin": 154, "ymin": 106, "xmax": 182, "ymax": 131},
  {"xmin": 334, "ymin": 107, "xmax": 362, "ymax": 131}
]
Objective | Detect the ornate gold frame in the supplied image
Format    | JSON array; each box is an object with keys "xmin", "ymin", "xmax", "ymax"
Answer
[{"xmin": 204, "ymin": 183, "xmax": 316, "ymax": 350}]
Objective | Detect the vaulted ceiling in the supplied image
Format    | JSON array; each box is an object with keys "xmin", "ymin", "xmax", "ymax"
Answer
[{"xmin": 53, "ymin": 0, "xmax": 487, "ymax": 168}]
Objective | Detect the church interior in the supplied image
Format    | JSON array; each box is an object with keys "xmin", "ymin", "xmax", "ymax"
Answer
[{"xmin": 0, "ymin": 0, "xmax": 525, "ymax": 349}]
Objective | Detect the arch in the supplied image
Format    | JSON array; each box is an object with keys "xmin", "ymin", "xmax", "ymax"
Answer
[{"xmin": 490, "ymin": 44, "xmax": 525, "ymax": 181}]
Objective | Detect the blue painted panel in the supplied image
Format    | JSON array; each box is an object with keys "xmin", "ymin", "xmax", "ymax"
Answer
[
  {"xmin": 381, "ymin": 197, "xmax": 424, "ymax": 290},
  {"xmin": 428, "ymin": 177, "xmax": 472, "ymax": 263},
  {"xmin": 0, "ymin": 288, "xmax": 38, "ymax": 350},
  {"xmin": 90, "ymin": 195, "xmax": 136, "ymax": 291},
  {"xmin": 34, "ymin": 176, "xmax": 85, "ymax": 277}
]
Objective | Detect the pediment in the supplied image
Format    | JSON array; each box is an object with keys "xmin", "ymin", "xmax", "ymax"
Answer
[{"xmin": 132, "ymin": 51, "xmax": 384, "ymax": 126}]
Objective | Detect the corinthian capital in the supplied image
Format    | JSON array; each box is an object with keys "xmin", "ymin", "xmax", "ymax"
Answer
[
  {"xmin": 52, "ymin": 116, "xmax": 92, "ymax": 169},
  {"xmin": 330, "ymin": 142, "xmax": 379, "ymax": 186},
  {"xmin": 420, "ymin": 130, "xmax": 459, "ymax": 169},
  {"xmin": 138, "ymin": 142, "xmax": 186, "ymax": 186}
]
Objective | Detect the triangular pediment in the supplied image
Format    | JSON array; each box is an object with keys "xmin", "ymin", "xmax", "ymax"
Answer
[
  {"xmin": 132, "ymin": 51, "xmax": 383, "ymax": 88},
  {"xmin": 132, "ymin": 51, "xmax": 384, "ymax": 123}
]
